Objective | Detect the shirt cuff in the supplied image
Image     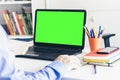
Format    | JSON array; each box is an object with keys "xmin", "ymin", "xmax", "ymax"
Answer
[{"xmin": 46, "ymin": 61, "xmax": 67, "ymax": 75}]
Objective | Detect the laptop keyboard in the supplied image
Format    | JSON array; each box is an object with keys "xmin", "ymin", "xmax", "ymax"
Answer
[
  {"xmin": 31, "ymin": 46, "xmax": 81, "ymax": 54},
  {"xmin": 33, "ymin": 46, "xmax": 59, "ymax": 54},
  {"xmin": 16, "ymin": 46, "xmax": 82, "ymax": 61}
]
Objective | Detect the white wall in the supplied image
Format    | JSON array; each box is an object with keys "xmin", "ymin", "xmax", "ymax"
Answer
[
  {"xmin": 31, "ymin": 0, "xmax": 46, "ymax": 31},
  {"xmin": 32, "ymin": 0, "xmax": 120, "ymax": 47}
]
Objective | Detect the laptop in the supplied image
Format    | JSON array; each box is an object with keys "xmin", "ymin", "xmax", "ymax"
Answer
[{"xmin": 16, "ymin": 9, "xmax": 86, "ymax": 60}]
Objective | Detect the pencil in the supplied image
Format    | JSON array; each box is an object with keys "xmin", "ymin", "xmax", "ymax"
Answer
[{"xmin": 84, "ymin": 26, "xmax": 90, "ymax": 38}]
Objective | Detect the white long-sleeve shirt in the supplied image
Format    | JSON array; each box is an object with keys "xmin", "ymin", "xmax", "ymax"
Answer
[{"xmin": 0, "ymin": 25, "xmax": 67, "ymax": 80}]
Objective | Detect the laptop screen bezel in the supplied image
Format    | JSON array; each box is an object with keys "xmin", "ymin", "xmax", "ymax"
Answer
[{"xmin": 34, "ymin": 9, "xmax": 86, "ymax": 50}]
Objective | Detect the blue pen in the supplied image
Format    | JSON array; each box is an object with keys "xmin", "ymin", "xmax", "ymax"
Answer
[
  {"xmin": 91, "ymin": 29, "xmax": 95, "ymax": 38},
  {"xmin": 100, "ymin": 30, "xmax": 103, "ymax": 34},
  {"xmin": 99, "ymin": 29, "xmax": 104, "ymax": 38},
  {"xmin": 90, "ymin": 29, "xmax": 94, "ymax": 38},
  {"xmin": 98, "ymin": 26, "xmax": 101, "ymax": 38}
]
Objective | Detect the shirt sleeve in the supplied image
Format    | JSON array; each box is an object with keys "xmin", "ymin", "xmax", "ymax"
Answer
[
  {"xmin": 24, "ymin": 61, "xmax": 67, "ymax": 80},
  {"xmin": 0, "ymin": 61, "xmax": 67, "ymax": 80},
  {"xmin": 37, "ymin": 61, "xmax": 67, "ymax": 80},
  {"xmin": 0, "ymin": 25, "xmax": 11, "ymax": 53},
  {"xmin": 0, "ymin": 25, "xmax": 67, "ymax": 80}
]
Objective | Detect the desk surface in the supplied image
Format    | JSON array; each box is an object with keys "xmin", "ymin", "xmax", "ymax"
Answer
[{"xmin": 9, "ymin": 38, "xmax": 120, "ymax": 80}]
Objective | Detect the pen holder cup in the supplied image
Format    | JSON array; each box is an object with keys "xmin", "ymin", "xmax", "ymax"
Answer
[{"xmin": 89, "ymin": 38, "xmax": 102, "ymax": 52}]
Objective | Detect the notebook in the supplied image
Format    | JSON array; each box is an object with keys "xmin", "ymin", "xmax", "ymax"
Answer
[{"xmin": 16, "ymin": 9, "xmax": 86, "ymax": 60}]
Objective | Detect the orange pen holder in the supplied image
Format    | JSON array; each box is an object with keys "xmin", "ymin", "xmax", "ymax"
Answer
[{"xmin": 89, "ymin": 38, "xmax": 102, "ymax": 52}]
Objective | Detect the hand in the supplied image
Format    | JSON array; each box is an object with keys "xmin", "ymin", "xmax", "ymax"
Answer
[
  {"xmin": 55, "ymin": 55, "xmax": 82, "ymax": 70},
  {"xmin": 54, "ymin": 55, "xmax": 70, "ymax": 64}
]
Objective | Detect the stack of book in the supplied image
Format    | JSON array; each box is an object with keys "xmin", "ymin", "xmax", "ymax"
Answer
[{"xmin": 83, "ymin": 48, "xmax": 120, "ymax": 66}]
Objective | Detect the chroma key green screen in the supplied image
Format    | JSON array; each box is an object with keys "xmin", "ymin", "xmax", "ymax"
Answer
[{"xmin": 34, "ymin": 10, "xmax": 86, "ymax": 46}]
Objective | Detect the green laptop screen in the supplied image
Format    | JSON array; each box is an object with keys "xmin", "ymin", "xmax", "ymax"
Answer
[{"xmin": 35, "ymin": 10, "xmax": 85, "ymax": 46}]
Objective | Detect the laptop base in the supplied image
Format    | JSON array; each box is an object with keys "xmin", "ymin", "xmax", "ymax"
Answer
[{"xmin": 16, "ymin": 46, "xmax": 82, "ymax": 61}]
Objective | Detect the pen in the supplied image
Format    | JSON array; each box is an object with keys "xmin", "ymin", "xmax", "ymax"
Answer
[
  {"xmin": 90, "ymin": 29, "xmax": 93, "ymax": 38},
  {"xmin": 90, "ymin": 29, "xmax": 95, "ymax": 38},
  {"xmin": 91, "ymin": 26, "xmax": 96, "ymax": 38},
  {"xmin": 99, "ymin": 29, "xmax": 104, "ymax": 38},
  {"xmin": 98, "ymin": 26, "xmax": 101, "ymax": 38},
  {"xmin": 93, "ymin": 64, "xmax": 97, "ymax": 74}
]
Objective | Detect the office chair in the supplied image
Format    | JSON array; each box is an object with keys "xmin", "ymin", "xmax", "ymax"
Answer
[{"xmin": 102, "ymin": 33, "xmax": 116, "ymax": 47}]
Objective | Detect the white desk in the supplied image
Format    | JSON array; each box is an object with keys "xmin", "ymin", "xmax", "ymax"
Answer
[{"xmin": 9, "ymin": 38, "xmax": 120, "ymax": 80}]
